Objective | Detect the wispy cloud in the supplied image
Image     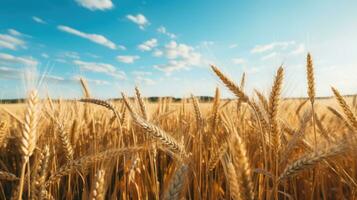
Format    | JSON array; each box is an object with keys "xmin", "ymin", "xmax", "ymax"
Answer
[
  {"xmin": 59, "ymin": 51, "xmax": 80, "ymax": 59},
  {"xmin": 72, "ymin": 75, "xmax": 110, "ymax": 85},
  {"xmin": 116, "ymin": 55, "xmax": 140, "ymax": 64},
  {"xmin": 75, "ymin": 0, "xmax": 114, "ymax": 11},
  {"xmin": 132, "ymin": 71, "xmax": 152, "ymax": 76},
  {"xmin": 73, "ymin": 60, "xmax": 126, "ymax": 80},
  {"xmin": 127, "ymin": 14, "xmax": 149, "ymax": 30},
  {"xmin": 7, "ymin": 29, "xmax": 22, "ymax": 37},
  {"xmin": 232, "ymin": 58, "xmax": 245, "ymax": 65},
  {"xmin": 0, "ymin": 53, "xmax": 38, "ymax": 67},
  {"xmin": 58, "ymin": 25, "xmax": 124, "ymax": 50},
  {"xmin": 135, "ymin": 76, "xmax": 156, "ymax": 85},
  {"xmin": 41, "ymin": 53, "xmax": 49, "ymax": 58},
  {"xmin": 138, "ymin": 38, "xmax": 158, "ymax": 51},
  {"xmin": 154, "ymin": 41, "xmax": 202, "ymax": 74},
  {"xmin": 290, "ymin": 44, "xmax": 305, "ymax": 55},
  {"xmin": 229, "ymin": 44, "xmax": 238, "ymax": 49},
  {"xmin": 0, "ymin": 33, "xmax": 26, "ymax": 50},
  {"xmin": 0, "ymin": 67, "xmax": 67, "ymax": 83},
  {"xmin": 261, "ymin": 52, "xmax": 278, "ymax": 60},
  {"xmin": 251, "ymin": 41, "xmax": 295, "ymax": 54},
  {"xmin": 32, "ymin": 16, "xmax": 47, "ymax": 24},
  {"xmin": 153, "ymin": 50, "xmax": 163, "ymax": 57},
  {"xmin": 0, "ymin": 67, "xmax": 22, "ymax": 80},
  {"xmin": 157, "ymin": 26, "xmax": 176, "ymax": 39}
]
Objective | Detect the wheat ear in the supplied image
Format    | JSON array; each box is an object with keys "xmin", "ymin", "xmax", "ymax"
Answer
[
  {"xmin": 211, "ymin": 65, "xmax": 249, "ymax": 102},
  {"xmin": 18, "ymin": 90, "xmax": 39, "ymax": 200},
  {"xmin": 57, "ymin": 123, "xmax": 74, "ymax": 162},
  {"xmin": 268, "ymin": 66, "xmax": 284, "ymax": 150},
  {"xmin": 255, "ymin": 90, "xmax": 269, "ymax": 113},
  {"xmin": 191, "ymin": 95, "xmax": 203, "ymax": 128},
  {"xmin": 90, "ymin": 169, "xmax": 106, "ymax": 200},
  {"xmin": 162, "ymin": 164, "xmax": 189, "ymax": 200},
  {"xmin": 79, "ymin": 98, "xmax": 122, "ymax": 122},
  {"xmin": 208, "ymin": 142, "xmax": 227, "ymax": 171},
  {"xmin": 279, "ymin": 143, "xmax": 347, "ymax": 180},
  {"xmin": 306, "ymin": 53, "xmax": 315, "ymax": 104},
  {"xmin": 211, "ymin": 87, "xmax": 221, "ymax": 133},
  {"xmin": 0, "ymin": 122, "xmax": 8, "ymax": 148},
  {"xmin": 45, "ymin": 147, "xmax": 144, "ymax": 187},
  {"xmin": 122, "ymin": 93, "xmax": 186, "ymax": 157},
  {"xmin": 226, "ymin": 161, "xmax": 241, "ymax": 200},
  {"xmin": 331, "ymin": 87, "xmax": 357, "ymax": 130},
  {"xmin": 79, "ymin": 77, "xmax": 91, "ymax": 98},
  {"xmin": 0, "ymin": 171, "xmax": 19, "ymax": 181},
  {"xmin": 33, "ymin": 146, "xmax": 50, "ymax": 200},
  {"xmin": 232, "ymin": 133, "xmax": 254, "ymax": 200},
  {"xmin": 135, "ymin": 86, "xmax": 148, "ymax": 120}
]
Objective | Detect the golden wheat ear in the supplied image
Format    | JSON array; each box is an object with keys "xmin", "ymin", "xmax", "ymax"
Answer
[
  {"xmin": 331, "ymin": 87, "xmax": 357, "ymax": 130},
  {"xmin": 161, "ymin": 164, "xmax": 189, "ymax": 200},
  {"xmin": 135, "ymin": 86, "xmax": 148, "ymax": 120},
  {"xmin": 121, "ymin": 92, "xmax": 186, "ymax": 158},
  {"xmin": 306, "ymin": 53, "xmax": 315, "ymax": 104},
  {"xmin": 268, "ymin": 66, "xmax": 284, "ymax": 150},
  {"xmin": 210, "ymin": 65, "xmax": 249, "ymax": 102}
]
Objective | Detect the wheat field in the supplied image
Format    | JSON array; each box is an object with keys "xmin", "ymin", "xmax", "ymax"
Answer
[{"xmin": 0, "ymin": 54, "xmax": 356, "ymax": 200}]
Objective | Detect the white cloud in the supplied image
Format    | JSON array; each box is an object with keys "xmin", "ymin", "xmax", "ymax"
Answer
[
  {"xmin": 116, "ymin": 55, "xmax": 140, "ymax": 64},
  {"xmin": 73, "ymin": 60, "xmax": 126, "ymax": 80},
  {"xmin": 138, "ymin": 38, "xmax": 158, "ymax": 51},
  {"xmin": 41, "ymin": 53, "xmax": 49, "ymax": 58},
  {"xmin": 201, "ymin": 41, "xmax": 214, "ymax": 46},
  {"xmin": 72, "ymin": 76, "xmax": 110, "ymax": 85},
  {"xmin": 154, "ymin": 41, "xmax": 203, "ymax": 74},
  {"xmin": 0, "ymin": 67, "xmax": 22, "ymax": 80},
  {"xmin": 60, "ymin": 51, "xmax": 80, "ymax": 59},
  {"xmin": 127, "ymin": 14, "xmax": 149, "ymax": 30},
  {"xmin": 58, "ymin": 25, "xmax": 122, "ymax": 50},
  {"xmin": 157, "ymin": 26, "xmax": 176, "ymax": 39},
  {"xmin": 290, "ymin": 44, "xmax": 305, "ymax": 55},
  {"xmin": 0, "ymin": 53, "xmax": 38, "ymax": 67},
  {"xmin": 153, "ymin": 50, "xmax": 163, "ymax": 57},
  {"xmin": 43, "ymin": 74, "xmax": 65, "ymax": 82},
  {"xmin": 135, "ymin": 76, "xmax": 156, "ymax": 85},
  {"xmin": 232, "ymin": 58, "xmax": 245, "ymax": 65},
  {"xmin": 229, "ymin": 44, "xmax": 238, "ymax": 49},
  {"xmin": 54, "ymin": 59, "xmax": 67, "ymax": 63},
  {"xmin": 132, "ymin": 70, "xmax": 152, "ymax": 76},
  {"xmin": 7, "ymin": 29, "xmax": 22, "ymax": 36},
  {"xmin": 0, "ymin": 33, "xmax": 26, "ymax": 50},
  {"xmin": 75, "ymin": 0, "xmax": 114, "ymax": 10},
  {"xmin": 261, "ymin": 52, "xmax": 278, "ymax": 60},
  {"xmin": 251, "ymin": 41, "xmax": 295, "ymax": 54},
  {"xmin": 32, "ymin": 16, "xmax": 47, "ymax": 24}
]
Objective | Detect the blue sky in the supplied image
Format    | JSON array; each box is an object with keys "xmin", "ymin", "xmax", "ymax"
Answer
[{"xmin": 0, "ymin": 0, "xmax": 356, "ymax": 99}]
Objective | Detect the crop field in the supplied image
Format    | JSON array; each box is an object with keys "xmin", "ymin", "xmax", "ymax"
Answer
[{"xmin": 0, "ymin": 56, "xmax": 356, "ymax": 200}]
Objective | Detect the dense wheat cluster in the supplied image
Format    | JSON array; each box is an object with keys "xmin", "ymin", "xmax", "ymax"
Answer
[{"xmin": 0, "ymin": 54, "xmax": 356, "ymax": 199}]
